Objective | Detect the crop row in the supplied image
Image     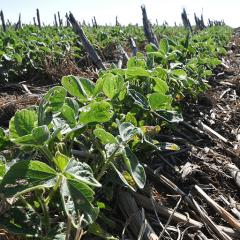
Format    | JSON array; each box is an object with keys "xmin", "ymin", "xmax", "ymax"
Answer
[
  {"xmin": 0, "ymin": 25, "xmax": 233, "ymax": 239},
  {"xmin": 0, "ymin": 24, "xmax": 231, "ymax": 83}
]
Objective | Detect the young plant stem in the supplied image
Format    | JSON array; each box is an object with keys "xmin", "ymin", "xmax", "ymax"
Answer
[
  {"xmin": 14, "ymin": 185, "xmax": 45, "ymax": 198},
  {"xmin": 19, "ymin": 195, "xmax": 38, "ymax": 213},
  {"xmin": 36, "ymin": 190, "xmax": 50, "ymax": 235},
  {"xmin": 19, "ymin": 196, "xmax": 43, "ymax": 229},
  {"xmin": 60, "ymin": 189, "xmax": 78, "ymax": 229},
  {"xmin": 96, "ymin": 144, "xmax": 122, "ymax": 181},
  {"xmin": 39, "ymin": 145, "xmax": 54, "ymax": 162},
  {"xmin": 45, "ymin": 174, "xmax": 62, "ymax": 205},
  {"xmin": 91, "ymin": 138, "xmax": 105, "ymax": 174}
]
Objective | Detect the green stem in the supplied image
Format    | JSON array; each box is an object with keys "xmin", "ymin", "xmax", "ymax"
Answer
[
  {"xmin": 36, "ymin": 190, "xmax": 50, "ymax": 235},
  {"xmin": 60, "ymin": 190, "xmax": 78, "ymax": 229},
  {"xmin": 39, "ymin": 145, "xmax": 54, "ymax": 162},
  {"xmin": 19, "ymin": 195, "xmax": 38, "ymax": 213},
  {"xmin": 45, "ymin": 174, "xmax": 62, "ymax": 206},
  {"xmin": 19, "ymin": 196, "xmax": 42, "ymax": 229},
  {"xmin": 14, "ymin": 185, "xmax": 45, "ymax": 198},
  {"xmin": 96, "ymin": 143, "xmax": 121, "ymax": 181}
]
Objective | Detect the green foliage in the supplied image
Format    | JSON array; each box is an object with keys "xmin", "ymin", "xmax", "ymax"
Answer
[
  {"xmin": 1, "ymin": 160, "xmax": 57, "ymax": 197},
  {"xmin": 0, "ymin": 23, "xmax": 232, "ymax": 239},
  {"xmin": 79, "ymin": 101, "xmax": 113, "ymax": 124},
  {"xmin": 0, "ymin": 24, "xmax": 232, "ymax": 85},
  {"xmin": 0, "ymin": 26, "xmax": 80, "ymax": 82},
  {"xmin": 61, "ymin": 75, "xmax": 94, "ymax": 101}
]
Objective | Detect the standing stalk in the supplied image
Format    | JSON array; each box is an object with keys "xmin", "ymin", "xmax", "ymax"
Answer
[
  {"xmin": 68, "ymin": 12, "xmax": 106, "ymax": 70},
  {"xmin": 54, "ymin": 14, "xmax": 58, "ymax": 27},
  {"xmin": 36, "ymin": 8, "xmax": 41, "ymax": 28},
  {"xmin": 0, "ymin": 10, "xmax": 6, "ymax": 32},
  {"xmin": 58, "ymin": 11, "xmax": 62, "ymax": 27}
]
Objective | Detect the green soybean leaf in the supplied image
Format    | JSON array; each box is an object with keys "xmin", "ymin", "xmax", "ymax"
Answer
[
  {"xmin": 152, "ymin": 77, "xmax": 169, "ymax": 94},
  {"xmin": 79, "ymin": 101, "xmax": 113, "ymax": 124},
  {"xmin": 159, "ymin": 38, "xmax": 169, "ymax": 55},
  {"xmin": 125, "ymin": 112, "xmax": 137, "ymax": 126},
  {"xmin": 64, "ymin": 158, "xmax": 101, "ymax": 187},
  {"xmin": 62, "ymin": 75, "xmax": 85, "ymax": 98},
  {"xmin": 61, "ymin": 75, "xmax": 94, "ymax": 100},
  {"xmin": 80, "ymin": 78, "xmax": 95, "ymax": 97},
  {"xmin": 128, "ymin": 89, "xmax": 149, "ymax": 110},
  {"xmin": 155, "ymin": 110, "xmax": 183, "ymax": 123},
  {"xmin": 38, "ymin": 102, "xmax": 53, "ymax": 127},
  {"xmin": 1, "ymin": 160, "xmax": 57, "ymax": 197},
  {"xmin": 0, "ymin": 128, "xmax": 9, "ymax": 151},
  {"xmin": 12, "ymin": 125, "xmax": 50, "ymax": 146},
  {"xmin": 171, "ymin": 69, "xmax": 187, "ymax": 80},
  {"xmin": 61, "ymin": 178, "xmax": 99, "ymax": 226},
  {"xmin": 148, "ymin": 51, "xmax": 165, "ymax": 60},
  {"xmin": 110, "ymin": 68, "xmax": 126, "ymax": 75},
  {"xmin": 127, "ymin": 56, "xmax": 146, "ymax": 68},
  {"xmin": 110, "ymin": 162, "xmax": 135, "ymax": 191},
  {"xmin": 94, "ymin": 77, "xmax": 105, "ymax": 95},
  {"xmin": 52, "ymin": 117, "xmax": 72, "ymax": 136},
  {"xmin": 145, "ymin": 137, "xmax": 180, "ymax": 152},
  {"xmin": 43, "ymin": 86, "xmax": 67, "ymax": 112},
  {"xmin": 119, "ymin": 122, "xmax": 140, "ymax": 142},
  {"xmin": 126, "ymin": 67, "xmax": 150, "ymax": 78},
  {"xmin": 9, "ymin": 109, "xmax": 37, "ymax": 140},
  {"xmin": 211, "ymin": 58, "xmax": 222, "ymax": 66},
  {"xmin": 13, "ymin": 53, "xmax": 22, "ymax": 63},
  {"xmin": 0, "ymin": 159, "xmax": 6, "ymax": 181},
  {"xmin": 61, "ymin": 103, "xmax": 76, "ymax": 127},
  {"xmin": 123, "ymin": 147, "xmax": 146, "ymax": 189},
  {"xmin": 145, "ymin": 43, "xmax": 159, "ymax": 52},
  {"xmin": 102, "ymin": 73, "xmax": 124, "ymax": 99},
  {"xmin": 65, "ymin": 98, "xmax": 79, "ymax": 115},
  {"xmin": 148, "ymin": 92, "xmax": 172, "ymax": 110},
  {"xmin": 104, "ymin": 143, "xmax": 119, "ymax": 159},
  {"xmin": 152, "ymin": 67, "xmax": 168, "ymax": 80},
  {"xmin": 54, "ymin": 152, "xmax": 70, "ymax": 172},
  {"xmin": 118, "ymin": 85, "xmax": 127, "ymax": 101},
  {"xmin": 94, "ymin": 128, "xmax": 118, "ymax": 145},
  {"xmin": 1, "ymin": 160, "xmax": 56, "ymax": 185}
]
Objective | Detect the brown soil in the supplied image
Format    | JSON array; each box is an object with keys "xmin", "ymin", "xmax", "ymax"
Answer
[{"xmin": 139, "ymin": 30, "xmax": 240, "ymax": 239}]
